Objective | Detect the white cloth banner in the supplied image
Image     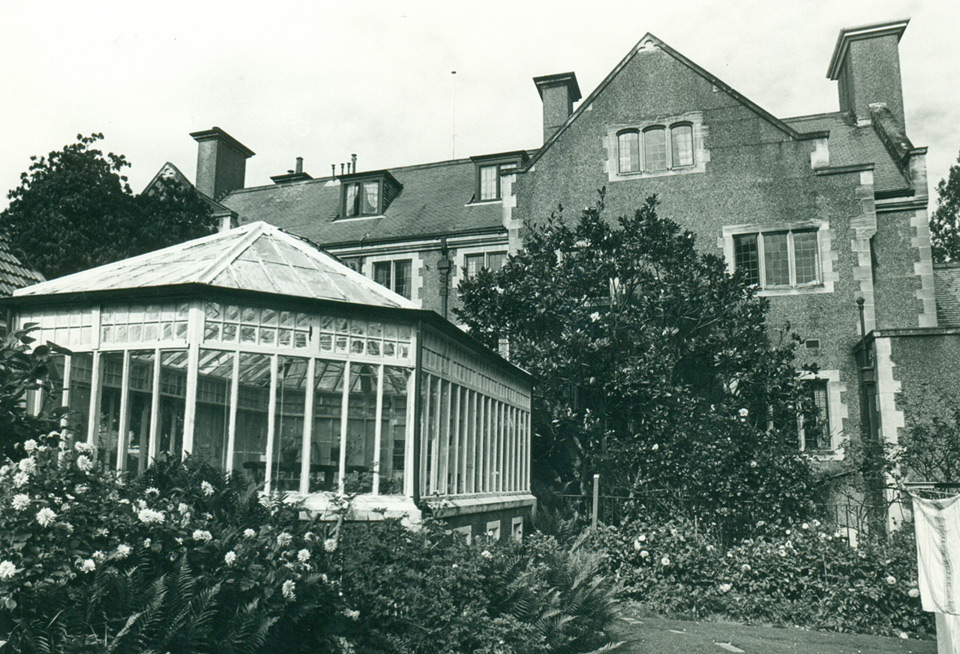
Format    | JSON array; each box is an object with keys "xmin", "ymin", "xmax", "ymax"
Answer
[{"xmin": 913, "ymin": 494, "xmax": 960, "ymax": 615}]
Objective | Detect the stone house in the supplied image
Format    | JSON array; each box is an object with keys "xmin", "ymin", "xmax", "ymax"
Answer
[{"xmin": 155, "ymin": 19, "xmax": 956, "ymax": 528}]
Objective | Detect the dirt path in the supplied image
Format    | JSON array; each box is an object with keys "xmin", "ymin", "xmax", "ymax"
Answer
[{"xmin": 609, "ymin": 612, "xmax": 936, "ymax": 654}]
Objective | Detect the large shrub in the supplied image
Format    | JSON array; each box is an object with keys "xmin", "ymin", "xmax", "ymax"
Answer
[
  {"xmin": 590, "ymin": 517, "xmax": 933, "ymax": 639},
  {"xmin": 336, "ymin": 522, "xmax": 620, "ymax": 654},
  {"xmin": 0, "ymin": 436, "xmax": 347, "ymax": 653}
]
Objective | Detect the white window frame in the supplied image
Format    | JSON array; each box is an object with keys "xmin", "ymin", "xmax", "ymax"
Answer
[
  {"xmin": 372, "ymin": 258, "xmax": 414, "ymax": 300},
  {"xmin": 798, "ymin": 369, "xmax": 845, "ymax": 456},
  {"xmin": 361, "ymin": 253, "xmax": 424, "ymax": 306},
  {"xmin": 731, "ymin": 229, "xmax": 821, "ymax": 290}
]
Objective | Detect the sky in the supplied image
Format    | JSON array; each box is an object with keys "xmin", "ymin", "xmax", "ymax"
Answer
[{"xmin": 2, "ymin": 0, "xmax": 958, "ymax": 211}]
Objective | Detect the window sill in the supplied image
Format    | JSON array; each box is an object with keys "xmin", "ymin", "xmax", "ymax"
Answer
[
  {"xmin": 609, "ymin": 163, "xmax": 705, "ymax": 182},
  {"xmin": 757, "ymin": 284, "xmax": 832, "ymax": 297},
  {"xmin": 465, "ymin": 199, "xmax": 502, "ymax": 206},
  {"xmin": 804, "ymin": 448, "xmax": 844, "ymax": 462}
]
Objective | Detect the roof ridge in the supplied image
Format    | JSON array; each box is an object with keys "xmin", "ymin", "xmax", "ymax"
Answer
[
  {"xmin": 522, "ymin": 32, "xmax": 827, "ymax": 173},
  {"xmin": 196, "ymin": 222, "xmax": 265, "ymax": 285}
]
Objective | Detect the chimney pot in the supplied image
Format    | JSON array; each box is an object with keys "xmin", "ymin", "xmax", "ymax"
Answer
[
  {"xmin": 296, "ymin": 157, "xmax": 303, "ymax": 174},
  {"xmin": 533, "ymin": 72, "xmax": 581, "ymax": 144},
  {"xmin": 351, "ymin": 153, "xmax": 358, "ymax": 173}
]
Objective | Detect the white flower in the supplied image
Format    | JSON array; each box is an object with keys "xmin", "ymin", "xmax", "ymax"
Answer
[
  {"xmin": 640, "ymin": 550, "xmax": 649, "ymax": 558},
  {"xmin": 813, "ymin": 519, "xmax": 821, "ymax": 528},
  {"xmin": 192, "ymin": 530, "xmax": 213, "ymax": 542},
  {"xmin": 749, "ymin": 460, "xmax": 758, "ymax": 468},
  {"xmin": 785, "ymin": 529, "xmax": 791, "ymax": 535},
  {"xmin": 637, "ymin": 534, "xmax": 646, "ymax": 542},
  {"xmin": 13, "ymin": 471, "xmax": 28, "ymax": 487},
  {"xmin": 137, "ymin": 508, "xmax": 165, "ymax": 524},
  {"xmin": 323, "ymin": 538, "xmax": 337, "ymax": 552},
  {"xmin": 706, "ymin": 544, "xmax": 715, "ymax": 552},
  {"xmin": 886, "ymin": 575, "xmax": 897, "ymax": 586},
  {"xmin": 76, "ymin": 455, "xmax": 93, "ymax": 472},
  {"xmin": 651, "ymin": 443, "xmax": 659, "ymax": 451},
  {"xmin": 480, "ymin": 550, "xmax": 493, "ymax": 559},
  {"xmin": 297, "ymin": 549, "xmax": 311, "ymax": 563},
  {"xmin": 36, "ymin": 507, "xmax": 57, "ymax": 527},
  {"xmin": 719, "ymin": 583, "xmax": 732, "ymax": 593},
  {"xmin": 143, "ymin": 538, "xmax": 152, "ymax": 549},
  {"xmin": 12, "ymin": 494, "xmax": 30, "ymax": 511},
  {"xmin": 178, "ymin": 503, "xmax": 190, "ymax": 515},
  {"xmin": 115, "ymin": 544, "xmax": 131, "ymax": 559},
  {"xmin": 344, "ymin": 608, "xmax": 360, "ymax": 620},
  {"xmin": 18, "ymin": 457, "xmax": 36, "ymax": 474},
  {"xmin": 95, "ymin": 527, "xmax": 109, "ymax": 538},
  {"xmin": 738, "ymin": 408, "xmax": 749, "ymax": 418},
  {"xmin": 201, "ymin": 481, "xmax": 215, "ymax": 496},
  {"xmin": 802, "ymin": 523, "xmax": 809, "ymax": 530},
  {"xmin": 224, "ymin": 551, "xmax": 237, "ymax": 566},
  {"xmin": 589, "ymin": 311, "xmax": 601, "ymax": 322},
  {"xmin": 23, "ymin": 439, "xmax": 37, "ymax": 452},
  {"xmin": 661, "ymin": 556, "xmax": 671, "ymax": 566},
  {"xmin": 75, "ymin": 441, "xmax": 95, "ymax": 454},
  {"xmin": 77, "ymin": 559, "xmax": 96, "ymax": 573},
  {"xmin": 92, "ymin": 550, "xmax": 106, "ymax": 562},
  {"xmin": 243, "ymin": 528, "xmax": 256, "ymax": 538},
  {"xmin": 0, "ymin": 561, "xmax": 20, "ymax": 581},
  {"xmin": 741, "ymin": 564, "xmax": 751, "ymax": 572},
  {"xmin": 277, "ymin": 532, "xmax": 293, "ymax": 547},
  {"xmin": 136, "ymin": 499, "xmax": 147, "ymax": 510},
  {"xmin": 145, "ymin": 487, "xmax": 160, "ymax": 496},
  {"xmin": 899, "ymin": 632, "xmax": 909, "ymax": 640},
  {"xmin": 282, "ymin": 579, "xmax": 296, "ymax": 600}
]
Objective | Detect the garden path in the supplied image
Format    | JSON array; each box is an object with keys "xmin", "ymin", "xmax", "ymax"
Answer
[{"xmin": 610, "ymin": 610, "xmax": 936, "ymax": 654}]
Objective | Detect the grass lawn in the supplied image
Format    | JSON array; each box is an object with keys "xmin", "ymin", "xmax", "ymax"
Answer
[{"xmin": 610, "ymin": 608, "xmax": 936, "ymax": 654}]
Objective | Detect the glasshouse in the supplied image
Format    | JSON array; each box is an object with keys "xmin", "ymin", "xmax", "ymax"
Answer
[{"xmin": 5, "ymin": 222, "xmax": 534, "ymax": 537}]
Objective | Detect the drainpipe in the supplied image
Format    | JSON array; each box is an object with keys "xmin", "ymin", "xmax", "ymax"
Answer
[
  {"xmin": 856, "ymin": 297, "xmax": 887, "ymax": 537},
  {"xmin": 437, "ymin": 238, "xmax": 451, "ymax": 319}
]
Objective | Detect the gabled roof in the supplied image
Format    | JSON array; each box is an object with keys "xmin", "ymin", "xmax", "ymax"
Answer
[
  {"xmin": 220, "ymin": 156, "xmax": 519, "ymax": 248},
  {"xmin": 143, "ymin": 162, "xmax": 235, "ymax": 217},
  {"xmin": 0, "ymin": 236, "xmax": 44, "ymax": 296},
  {"xmin": 13, "ymin": 221, "xmax": 418, "ymax": 310},
  {"xmin": 523, "ymin": 33, "xmax": 829, "ymax": 173}
]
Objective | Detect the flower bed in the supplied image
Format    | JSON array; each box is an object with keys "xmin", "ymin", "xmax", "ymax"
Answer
[{"xmin": 590, "ymin": 516, "xmax": 933, "ymax": 639}]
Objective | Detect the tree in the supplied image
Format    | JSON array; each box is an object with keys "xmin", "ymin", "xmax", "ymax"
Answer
[
  {"xmin": 457, "ymin": 193, "xmax": 817, "ymax": 533},
  {"xmin": 930, "ymin": 149, "xmax": 960, "ymax": 263},
  {"xmin": 1, "ymin": 134, "xmax": 215, "ymax": 280}
]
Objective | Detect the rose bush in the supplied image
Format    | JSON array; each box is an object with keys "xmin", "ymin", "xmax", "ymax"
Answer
[{"xmin": 590, "ymin": 515, "xmax": 933, "ymax": 639}]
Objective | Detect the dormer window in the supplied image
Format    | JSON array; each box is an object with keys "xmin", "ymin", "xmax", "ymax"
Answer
[
  {"xmin": 345, "ymin": 180, "xmax": 380, "ymax": 217},
  {"xmin": 471, "ymin": 151, "xmax": 530, "ymax": 203},
  {"xmin": 338, "ymin": 170, "xmax": 402, "ymax": 220}
]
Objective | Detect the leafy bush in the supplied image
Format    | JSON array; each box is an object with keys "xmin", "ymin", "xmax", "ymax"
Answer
[
  {"xmin": 590, "ymin": 516, "xmax": 933, "ymax": 639},
  {"xmin": 0, "ymin": 435, "xmax": 347, "ymax": 653},
  {"xmin": 336, "ymin": 521, "xmax": 620, "ymax": 653},
  {"xmin": 0, "ymin": 434, "xmax": 621, "ymax": 653}
]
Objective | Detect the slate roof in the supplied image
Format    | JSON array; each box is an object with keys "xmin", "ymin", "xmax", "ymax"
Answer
[
  {"xmin": 784, "ymin": 112, "xmax": 913, "ymax": 195},
  {"xmin": 0, "ymin": 237, "xmax": 44, "ymax": 296},
  {"xmin": 935, "ymin": 263, "xmax": 960, "ymax": 328},
  {"xmin": 220, "ymin": 157, "xmax": 514, "ymax": 248},
  {"xmin": 13, "ymin": 221, "xmax": 418, "ymax": 310}
]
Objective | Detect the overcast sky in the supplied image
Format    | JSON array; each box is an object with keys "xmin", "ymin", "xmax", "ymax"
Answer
[{"xmin": 2, "ymin": 0, "xmax": 958, "ymax": 211}]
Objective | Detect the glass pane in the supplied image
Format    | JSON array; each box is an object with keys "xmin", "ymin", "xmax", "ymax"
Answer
[
  {"xmin": 671, "ymin": 124, "xmax": 694, "ymax": 167},
  {"xmin": 487, "ymin": 252, "xmax": 506, "ymax": 274},
  {"xmin": 793, "ymin": 231, "xmax": 819, "ymax": 285},
  {"xmin": 345, "ymin": 364, "xmax": 378, "ymax": 494},
  {"xmin": 644, "ymin": 127, "xmax": 667, "ymax": 171},
  {"xmin": 273, "ymin": 356, "xmax": 308, "ymax": 492},
  {"xmin": 803, "ymin": 380, "xmax": 830, "ymax": 450},
  {"xmin": 125, "ymin": 350, "xmax": 155, "ymax": 476},
  {"xmin": 374, "ymin": 261, "xmax": 391, "ymax": 289},
  {"xmin": 465, "ymin": 254, "xmax": 484, "ymax": 279},
  {"xmin": 67, "ymin": 353, "xmax": 94, "ymax": 444},
  {"xmin": 194, "ymin": 350, "xmax": 233, "ymax": 470},
  {"xmin": 378, "ymin": 366, "xmax": 410, "ymax": 495},
  {"xmin": 158, "ymin": 350, "xmax": 187, "ymax": 460},
  {"xmin": 311, "ymin": 360, "xmax": 345, "ymax": 493},
  {"xmin": 361, "ymin": 181, "xmax": 380, "ymax": 215},
  {"xmin": 394, "ymin": 260, "xmax": 411, "ymax": 299},
  {"xmin": 733, "ymin": 234, "xmax": 760, "ymax": 286},
  {"xmin": 345, "ymin": 182, "xmax": 359, "ymax": 217},
  {"xmin": 97, "ymin": 352, "xmax": 124, "ymax": 470},
  {"xmin": 618, "ymin": 131, "xmax": 640, "ymax": 173},
  {"xmin": 763, "ymin": 233, "xmax": 790, "ymax": 286},
  {"xmin": 233, "ymin": 353, "xmax": 271, "ymax": 490},
  {"xmin": 479, "ymin": 165, "xmax": 499, "ymax": 201}
]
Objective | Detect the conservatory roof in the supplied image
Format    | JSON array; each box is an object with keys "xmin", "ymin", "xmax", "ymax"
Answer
[{"xmin": 12, "ymin": 222, "xmax": 418, "ymax": 310}]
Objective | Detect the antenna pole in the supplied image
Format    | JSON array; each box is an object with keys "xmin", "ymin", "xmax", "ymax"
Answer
[{"xmin": 451, "ymin": 70, "xmax": 457, "ymax": 158}]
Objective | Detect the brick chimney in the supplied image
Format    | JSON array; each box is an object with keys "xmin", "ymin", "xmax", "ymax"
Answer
[
  {"xmin": 827, "ymin": 19, "xmax": 909, "ymax": 128},
  {"xmin": 189, "ymin": 127, "xmax": 255, "ymax": 200},
  {"xmin": 533, "ymin": 72, "xmax": 581, "ymax": 144}
]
